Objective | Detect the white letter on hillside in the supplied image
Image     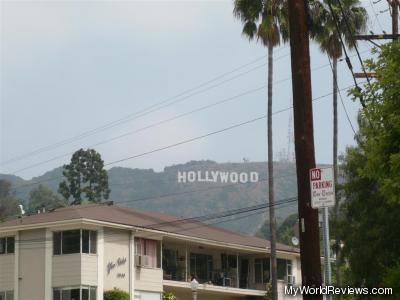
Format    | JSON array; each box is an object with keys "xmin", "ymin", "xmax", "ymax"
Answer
[{"xmin": 177, "ymin": 172, "xmax": 186, "ymax": 183}]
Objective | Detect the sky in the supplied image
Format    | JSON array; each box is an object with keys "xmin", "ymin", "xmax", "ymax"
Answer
[{"xmin": 0, "ymin": 0, "xmax": 393, "ymax": 180}]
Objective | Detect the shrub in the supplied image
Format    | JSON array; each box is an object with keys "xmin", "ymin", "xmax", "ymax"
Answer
[
  {"xmin": 163, "ymin": 292, "xmax": 178, "ymax": 300},
  {"xmin": 104, "ymin": 288, "xmax": 130, "ymax": 300}
]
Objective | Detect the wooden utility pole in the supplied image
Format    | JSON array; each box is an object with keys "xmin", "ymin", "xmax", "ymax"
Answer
[
  {"xmin": 288, "ymin": 1, "xmax": 323, "ymax": 299},
  {"xmin": 388, "ymin": 0, "xmax": 399, "ymax": 40}
]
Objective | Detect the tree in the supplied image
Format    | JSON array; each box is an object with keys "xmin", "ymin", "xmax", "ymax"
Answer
[
  {"xmin": 28, "ymin": 184, "xmax": 66, "ymax": 214},
  {"xmin": 256, "ymin": 213, "xmax": 298, "ymax": 245},
  {"xmin": 340, "ymin": 42, "xmax": 400, "ymax": 288},
  {"xmin": 233, "ymin": 2, "xmax": 289, "ymax": 299},
  {"xmin": 59, "ymin": 149, "xmax": 110, "ymax": 204},
  {"xmin": 309, "ymin": 0, "xmax": 367, "ymax": 292},
  {"xmin": 0, "ymin": 180, "xmax": 20, "ymax": 221}
]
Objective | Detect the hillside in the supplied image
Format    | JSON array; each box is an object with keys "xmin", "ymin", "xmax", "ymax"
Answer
[{"xmin": 0, "ymin": 160, "xmax": 299, "ymax": 235}]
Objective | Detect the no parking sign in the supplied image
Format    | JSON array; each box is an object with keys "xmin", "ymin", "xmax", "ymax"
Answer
[{"xmin": 310, "ymin": 167, "xmax": 335, "ymax": 208}]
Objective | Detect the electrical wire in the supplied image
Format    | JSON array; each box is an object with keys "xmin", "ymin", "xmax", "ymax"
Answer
[
  {"xmin": 9, "ymin": 85, "xmax": 267, "ymax": 174},
  {"xmin": 327, "ymin": 56, "xmax": 356, "ymax": 135},
  {"xmin": 0, "ymin": 49, "xmax": 290, "ymax": 167},
  {"xmin": 334, "ymin": 0, "xmax": 373, "ymax": 87},
  {"xmin": 325, "ymin": 0, "xmax": 365, "ymax": 108},
  {"xmin": 5, "ymin": 51, "xmax": 367, "ymax": 176},
  {"xmin": 10, "ymin": 196, "xmax": 298, "ymax": 248},
  {"xmin": 9, "ymin": 82, "xmax": 359, "ymax": 192},
  {"xmin": 368, "ymin": 0, "xmax": 385, "ymax": 32}
]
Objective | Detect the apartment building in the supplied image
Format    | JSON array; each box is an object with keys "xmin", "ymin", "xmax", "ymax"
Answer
[{"xmin": 0, "ymin": 203, "xmax": 301, "ymax": 300}]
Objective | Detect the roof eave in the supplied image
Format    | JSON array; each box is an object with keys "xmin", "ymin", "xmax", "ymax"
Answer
[{"xmin": 0, "ymin": 218, "xmax": 300, "ymax": 256}]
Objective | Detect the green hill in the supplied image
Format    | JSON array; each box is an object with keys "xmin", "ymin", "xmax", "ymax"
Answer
[{"xmin": 0, "ymin": 160, "xmax": 299, "ymax": 235}]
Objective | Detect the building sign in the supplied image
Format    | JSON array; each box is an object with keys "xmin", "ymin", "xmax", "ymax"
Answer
[
  {"xmin": 310, "ymin": 167, "xmax": 335, "ymax": 208},
  {"xmin": 107, "ymin": 257, "xmax": 127, "ymax": 278}
]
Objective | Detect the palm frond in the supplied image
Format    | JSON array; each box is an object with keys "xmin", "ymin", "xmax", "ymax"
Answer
[
  {"xmin": 310, "ymin": 0, "xmax": 368, "ymax": 58},
  {"xmin": 242, "ymin": 21, "xmax": 258, "ymax": 40}
]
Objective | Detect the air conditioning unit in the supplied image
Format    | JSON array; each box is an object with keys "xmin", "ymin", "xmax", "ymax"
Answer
[
  {"xmin": 135, "ymin": 255, "xmax": 149, "ymax": 268},
  {"xmin": 286, "ymin": 275, "xmax": 296, "ymax": 285}
]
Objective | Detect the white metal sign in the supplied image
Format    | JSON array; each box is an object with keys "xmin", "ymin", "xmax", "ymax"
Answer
[{"xmin": 310, "ymin": 167, "xmax": 335, "ymax": 208}]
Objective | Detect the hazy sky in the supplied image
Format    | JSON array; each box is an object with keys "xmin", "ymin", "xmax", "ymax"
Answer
[{"xmin": 0, "ymin": 0, "xmax": 392, "ymax": 179}]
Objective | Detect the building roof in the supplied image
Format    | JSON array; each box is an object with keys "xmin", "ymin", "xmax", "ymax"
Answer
[{"xmin": 0, "ymin": 203, "xmax": 299, "ymax": 254}]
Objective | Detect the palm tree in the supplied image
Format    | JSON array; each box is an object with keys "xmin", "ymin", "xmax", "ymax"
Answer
[
  {"xmin": 233, "ymin": 1, "xmax": 288, "ymax": 299},
  {"xmin": 309, "ymin": 0, "xmax": 367, "ymax": 296}
]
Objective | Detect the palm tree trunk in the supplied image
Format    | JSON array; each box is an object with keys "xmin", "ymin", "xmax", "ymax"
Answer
[
  {"xmin": 333, "ymin": 57, "xmax": 343, "ymax": 300},
  {"xmin": 267, "ymin": 43, "xmax": 278, "ymax": 300}
]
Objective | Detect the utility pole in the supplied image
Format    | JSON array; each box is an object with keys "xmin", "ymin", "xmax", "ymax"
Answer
[
  {"xmin": 355, "ymin": 0, "xmax": 399, "ymax": 44},
  {"xmin": 288, "ymin": 1, "xmax": 323, "ymax": 299},
  {"xmin": 388, "ymin": 0, "xmax": 399, "ymax": 40}
]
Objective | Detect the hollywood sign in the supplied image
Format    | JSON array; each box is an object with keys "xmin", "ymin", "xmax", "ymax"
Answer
[{"xmin": 177, "ymin": 171, "xmax": 259, "ymax": 183}]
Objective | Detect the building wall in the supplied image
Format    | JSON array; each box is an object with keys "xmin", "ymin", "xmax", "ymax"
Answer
[
  {"xmin": 82, "ymin": 254, "xmax": 98, "ymax": 286},
  {"xmin": 135, "ymin": 268, "xmax": 163, "ymax": 292},
  {"xmin": 18, "ymin": 229, "xmax": 46, "ymax": 300},
  {"xmin": 164, "ymin": 287, "xmax": 255, "ymax": 300},
  {"xmin": 52, "ymin": 254, "xmax": 82, "ymax": 287},
  {"xmin": 103, "ymin": 228, "xmax": 131, "ymax": 293},
  {"xmin": 0, "ymin": 254, "xmax": 14, "ymax": 291},
  {"xmin": 247, "ymin": 253, "xmax": 301, "ymax": 291},
  {"xmin": 134, "ymin": 290, "xmax": 162, "ymax": 300}
]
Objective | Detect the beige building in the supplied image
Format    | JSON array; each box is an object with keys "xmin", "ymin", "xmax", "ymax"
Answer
[{"xmin": 0, "ymin": 203, "xmax": 301, "ymax": 300}]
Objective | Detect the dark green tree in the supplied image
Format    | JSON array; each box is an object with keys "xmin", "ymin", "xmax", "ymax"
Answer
[
  {"xmin": 256, "ymin": 213, "xmax": 298, "ymax": 245},
  {"xmin": 340, "ymin": 42, "xmax": 400, "ymax": 288},
  {"xmin": 59, "ymin": 149, "xmax": 110, "ymax": 204},
  {"xmin": 28, "ymin": 184, "xmax": 66, "ymax": 213},
  {"xmin": 0, "ymin": 180, "xmax": 20, "ymax": 221}
]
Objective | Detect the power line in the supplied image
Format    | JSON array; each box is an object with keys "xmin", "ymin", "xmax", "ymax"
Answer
[
  {"xmin": 103, "ymin": 82, "xmax": 355, "ymax": 167},
  {"xmin": 334, "ymin": 0, "xmax": 373, "ymax": 87},
  {"xmin": 114, "ymin": 173, "xmax": 296, "ymax": 205},
  {"xmin": 368, "ymin": 0, "xmax": 385, "ymax": 32},
  {"xmin": 327, "ymin": 56, "xmax": 356, "ymax": 135},
  {"xmin": 7, "ymin": 55, "xmax": 365, "ymax": 176},
  {"xmin": 12, "ymin": 196, "xmax": 298, "ymax": 248},
  {"xmin": 9, "ymin": 83, "xmax": 358, "ymax": 192},
  {"xmin": 9, "ymin": 85, "xmax": 267, "ymax": 174},
  {"xmin": 147, "ymin": 198, "xmax": 298, "ymax": 228},
  {"xmin": 0, "ymin": 49, "xmax": 289, "ymax": 167},
  {"xmin": 11, "ymin": 170, "xmax": 297, "ymax": 224},
  {"xmin": 13, "ymin": 170, "xmax": 297, "ymax": 226}
]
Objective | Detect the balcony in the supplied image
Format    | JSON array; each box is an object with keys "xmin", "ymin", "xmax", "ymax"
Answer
[{"xmin": 161, "ymin": 237, "xmax": 296, "ymax": 298}]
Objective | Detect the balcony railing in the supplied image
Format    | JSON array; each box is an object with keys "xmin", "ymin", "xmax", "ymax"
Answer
[
  {"xmin": 161, "ymin": 245, "xmax": 267, "ymax": 291},
  {"xmin": 163, "ymin": 269, "xmax": 238, "ymax": 287}
]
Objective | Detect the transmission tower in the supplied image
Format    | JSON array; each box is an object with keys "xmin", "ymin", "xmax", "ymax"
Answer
[{"xmin": 287, "ymin": 113, "xmax": 295, "ymax": 162}]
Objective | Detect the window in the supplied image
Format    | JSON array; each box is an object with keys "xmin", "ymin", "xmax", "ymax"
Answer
[
  {"xmin": 6, "ymin": 237, "xmax": 14, "ymax": 254},
  {"xmin": 135, "ymin": 238, "xmax": 159, "ymax": 268},
  {"xmin": 0, "ymin": 291, "xmax": 14, "ymax": 300},
  {"xmin": 82, "ymin": 230, "xmax": 97, "ymax": 254},
  {"xmin": 0, "ymin": 237, "xmax": 15, "ymax": 255},
  {"xmin": 53, "ymin": 230, "xmax": 97, "ymax": 255},
  {"xmin": 62, "ymin": 230, "xmax": 80, "ymax": 254},
  {"xmin": 54, "ymin": 232, "xmax": 62, "ymax": 255},
  {"xmin": 53, "ymin": 287, "xmax": 96, "ymax": 300},
  {"xmin": 89, "ymin": 231, "xmax": 97, "ymax": 254},
  {"xmin": 221, "ymin": 254, "xmax": 237, "ymax": 270},
  {"xmin": 277, "ymin": 259, "xmax": 292, "ymax": 280},
  {"xmin": 89, "ymin": 287, "xmax": 96, "ymax": 300},
  {"xmin": 62, "ymin": 289, "xmax": 79, "ymax": 300},
  {"xmin": 81, "ymin": 289, "xmax": 88, "ymax": 300},
  {"xmin": 190, "ymin": 253, "xmax": 213, "ymax": 283},
  {"xmin": 254, "ymin": 258, "xmax": 270, "ymax": 284}
]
